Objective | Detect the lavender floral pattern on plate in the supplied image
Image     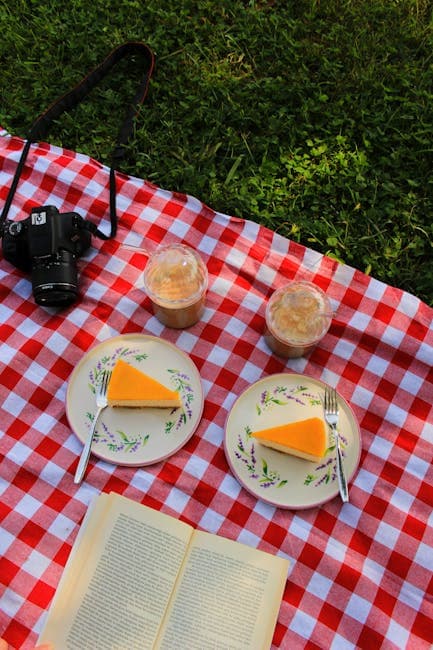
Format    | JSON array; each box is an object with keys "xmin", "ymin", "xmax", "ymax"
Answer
[
  {"xmin": 224, "ymin": 373, "xmax": 361, "ymax": 510},
  {"xmin": 66, "ymin": 334, "xmax": 204, "ymax": 467}
]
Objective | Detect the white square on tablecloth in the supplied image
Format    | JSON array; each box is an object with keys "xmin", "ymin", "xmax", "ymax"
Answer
[
  {"xmin": 86, "ymin": 279, "xmax": 110, "ymax": 302},
  {"xmin": 331, "ymin": 261, "xmax": 357, "ymax": 289},
  {"xmin": 302, "ymin": 246, "xmax": 328, "ymax": 274},
  {"xmin": 320, "ymin": 368, "xmax": 341, "ymax": 388},
  {"xmin": 237, "ymin": 528, "xmax": 261, "ymax": 549},
  {"xmin": 167, "ymin": 217, "xmax": 190, "ymax": 240},
  {"xmin": 364, "ymin": 276, "xmax": 387, "ymax": 300},
  {"xmin": 365, "ymin": 355, "xmax": 389, "ymax": 376},
  {"xmin": 351, "ymin": 385, "xmax": 375, "ymax": 410},
  {"xmin": 104, "ymin": 256, "xmax": 128, "ymax": 275},
  {"xmin": 255, "ymin": 264, "xmax": 277, "ymax": 287},
  {"xmin": 414, "ymin": 541, "xmax": 432, "ymax": 571},
  {"xmin": 239, "ymin": 360, "xmax": 263, "ymax": 384},
  {"xmin": 16, "ymin": 318, "xmax": 39, "ymax": 339},
  {"xmin": 368, "ymin": 436, "xmax": 393, "ymax": 461},
  {"xmin": 165, "ymin": 485, "xmax": 190, "ymax": 514},
  {"xmin": 116, "ymin": 295, "xmax": 140, "ymax": 319},
  {"xmin": 4, "ymin": 395, "xmax": 25, "ymax": 427},
  {"xmin": 398, "ymin": 370, "xmax": 424, "ymax": 395},
  {"xmin": 353, "ymin": 468, "xmax": 377, "ymax": 493},
  {"xmin": 45, "ymin": 331, "xmax": 70, "ymax": 356},
  {"xmin": 206, "ymin": 344, "xmax": 231, "ymax": 367},
  {"xmin": 224, "ymin": 315, "xmax": 248, "ymax": 338},
  {"xmin": 217, "ymin": 473, "xmax": 242, "ymax": 500},
  {"xmin": 0, "ymin": 529, "xmax": 15, "ymax": 556},
  {"xmin": 145, "ymin": 316, "xmax": 165, "ymax": 337},
  {"xmin": 225, "ymin": 247, "xmax": 248, "ymax": 271},
  {"xmin": 47, "ymin": 512, "xmax": 77, "ymax": 541},
  {"xmin": 212, "ymin": 276, "xmax": 232, "ymax": 298},
  {"xmin": 386, "ymin": 619, "xmax": 410, "ymax": 648},
  {"xmin": 241, "ymin": 218, "xmax": 260, "ymax": 242},
  {"xmin": 398, "ymin": 581, "xmax": 424, "ymax": 612},
  {"xmin": 331, "ymin": 338, "xmax": 357, "ymax": 361},
  {"xmin": 69, "ymin": 307, "xmax": 91, "ymax": 328},
  {"xmin": 375, "ymin": 520, "xmax": 400, "ymax": 550},
  {"xmin": 397, "ymin": 291, "xmax": 421, "ymax": 319},
  {"xmin": 0, "ymin": 342, "xmax": 15, "ymax": 365},
  {"xmin": 18, "ymin": 179, "xmax": 39, "ymax": 203},
  {"xmin": 184, "ymin": 455, "xmax": 209, "ymax": 481},
  {"xmin": 385, "ymin": 403, "xmax": 407, "ymax": 427},
  {"xmin": 286, "ymin": 355, "xmax": 308, "ymax": 374},
  {"xmin": 362, "ymin": 557, "xmax": 385, "ymax": 584},
  {"xmin": 130, "ymin": 469, "xmax": 154, "ymax": 494},
  {"xmin": 324, "ymin": 536, "xmax": 347, "ymax": 563},
  {"xmin": 116, "ymin": 192, "xmax": 135, "ymax": 215},
  {"xmin": 176, "ymin": 330, "xmax": 198, "ymax": 352},
  {"xmin": 289, "ymin": 610, "xmax": 316, "ymax": 639},
  {"xmin": 15, "ymin": 278, "xmax": 32, "ymax": 300},
  {"xmin": 22, "ymin": 549, "xmax": 51, "ymax": 579},
  {"xmin": 198, "ymin": 508, "xmax": 225, "ymax": 534},
  {"xmin": 382, "ymin": 324, "xmax": 405, "ymax": 348},
  {"xmin": 389, "ymin": 487, "xmax": 415, "ymax": 514},
  {"xmin": 202, "ymin": 422, "xmax": 222, "ymax": 447},
  {"xmin": 252, "ymin": 497, "xmax": 276, "ymax": 520},
  {"xmin": 0, "ymin": 300, "xmax": 13, "ymax": 320},
  {"xmin": 240, "ymin": 291, "xmax": 263, "ymax": 314},
  {"xmin": 33, "ymin": 412, "xmax": 57, "ymax": 435},
  {"xmin": 183, "ymin": 194, "xmax": 204, "ymax": 216},
  {"xmin": 2, "ymin": 588, "xmax": 24, "ymax": 618},
  {"xmin": 289, "ymin": 514, "xmax": 313, "ymax": 542},
  {"xmin": 345, "ymin": 593, "xmax": 371, "ymax": 624},
  {"xmin": 25, "ymin": 361, "xmax": 50, "ymax": 386},
  {"xmin": 14, "ymin": 493, "xmax": 41, "ymax": 518},
  {"xmin": 39, "ymin": 460, "xmax": 68, "ymax": 488},
  {"xmin": 198, "ymin": 234, "xmax": 219, "ymax": 256},
  {"xmin": 347, "ymin": 311, "xmax": 371, "ymax": 333},
  {"xmin": 420, "ymin": 421, "xmax": 433, "ymax": 444},
  {"xmin": 339, "ymin": 503, "xmax": 363, "ymax": 530},
  {"xmin": 415, "ymin": 341, "xmax": 433, "ymax": 365},
  {"xmin": 221, "ymin": 390, "xmax": 238, "ymax": 414},
  {"xmin": 306, "ymin": 572, "xmax": 333, "ymax": 599},
  {"xmin": 405, "ymin": 454, "xmax": 429, "ymax": 481},
  {"xmin": 9, "ymin": 441, "xmax": 32, "ymax": 464}
]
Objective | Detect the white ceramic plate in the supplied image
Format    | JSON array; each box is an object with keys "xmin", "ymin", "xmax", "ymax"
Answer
[
  {"xmin": 67, "ymin": 334, "xmax": 203, "ymax": 466},
  {"xmin": 224, "ymin": 373, "xmax": 361, "ymax": 509}
]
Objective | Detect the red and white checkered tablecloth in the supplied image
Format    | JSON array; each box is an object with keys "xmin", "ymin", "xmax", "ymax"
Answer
[{"xmin": 0, "ymin": 129, "xmax": 432, "ymax": 650}]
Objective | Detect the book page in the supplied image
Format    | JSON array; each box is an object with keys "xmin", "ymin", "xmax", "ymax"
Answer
[
  {"xmin": 156, "ymin": 530, "xmax": 289, "ymax": 650},
  {"xmin": 38, "ymin": 492, "xmax": 193, "ymax": 649}
]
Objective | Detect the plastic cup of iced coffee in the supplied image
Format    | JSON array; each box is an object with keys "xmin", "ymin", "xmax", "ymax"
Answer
[
  {"xmin": 143, "ymin": 243, "xmax": 208, "ymax": 328},
  {"xmin": 264, "ymin": 281, "xmax": 333, "ymax": 358}
]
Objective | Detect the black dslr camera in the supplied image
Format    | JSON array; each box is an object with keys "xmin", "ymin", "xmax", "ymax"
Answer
[{"xmin": 1, "ymin": 205, "xmax": 91, "ymax": 307}]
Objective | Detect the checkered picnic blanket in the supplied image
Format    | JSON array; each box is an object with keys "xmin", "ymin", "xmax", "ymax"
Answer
[{"xmin": 0, "ymin": 128, "xmax": 432, "ymax": 649}]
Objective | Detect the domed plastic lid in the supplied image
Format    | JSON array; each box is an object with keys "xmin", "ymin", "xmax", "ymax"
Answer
[
  {"xmin": 266, "ymin": 281, "xmax": 333, "ymax": 346},
  {"xmin": 143, "ymin": 244, "xmax": 208, "ymax": 308}
]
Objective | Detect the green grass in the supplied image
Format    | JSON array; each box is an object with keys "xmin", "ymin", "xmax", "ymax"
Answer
[{"xmin": 1, "ymin": 0, "xmax": 432, "ymax": 305}]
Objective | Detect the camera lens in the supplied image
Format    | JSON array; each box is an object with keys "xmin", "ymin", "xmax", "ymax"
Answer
[{"xmin": 31, "ymin": 250, "xmax": 79, "ymax": 307}]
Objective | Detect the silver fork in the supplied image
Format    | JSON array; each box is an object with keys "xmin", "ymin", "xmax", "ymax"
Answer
[
  {"xmin": 74, "ymin": 370, "xmax": 112, "ymax": 484},
  {"xmin": 323, "ymin": 386, "xmax": 349, "ymax": 503}
]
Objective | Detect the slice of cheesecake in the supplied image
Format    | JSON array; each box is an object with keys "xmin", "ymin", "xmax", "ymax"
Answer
[
  {"xmin": 107, "ymin": 359, "xmax": 181, "ymax": 408},
  {"xmin": 251, "ymin": 417, "xmax": 327, "ymax": 462}
]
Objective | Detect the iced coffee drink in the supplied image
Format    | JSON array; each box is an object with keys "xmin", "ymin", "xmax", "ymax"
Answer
[
  {"xmin": 143, "ymin": 244, "xmax": 208, "ymax": 328},
  {"xmin": 264, "ymin": 281, "xmax": 332, "ymax": 358}
]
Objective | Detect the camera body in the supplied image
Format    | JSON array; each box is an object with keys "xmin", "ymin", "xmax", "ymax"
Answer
[{"xmin": 2, "ymin": 205, "xmax": 91, "ymax": 306}]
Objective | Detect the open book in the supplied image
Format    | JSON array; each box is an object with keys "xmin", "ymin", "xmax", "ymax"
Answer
[{"xmin": 38, "ymin": 492, "xmax": 289, "ymax": 650}]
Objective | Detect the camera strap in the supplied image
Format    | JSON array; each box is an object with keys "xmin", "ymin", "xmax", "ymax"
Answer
[{"xmin": 1, "ymin": 41, "xmax": 155, "ymax": 239}]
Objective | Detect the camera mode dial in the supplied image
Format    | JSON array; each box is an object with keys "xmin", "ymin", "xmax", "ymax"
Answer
[{"xmin": 7, "ymin": 221, "xmax": 25, "ymax": 237}]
